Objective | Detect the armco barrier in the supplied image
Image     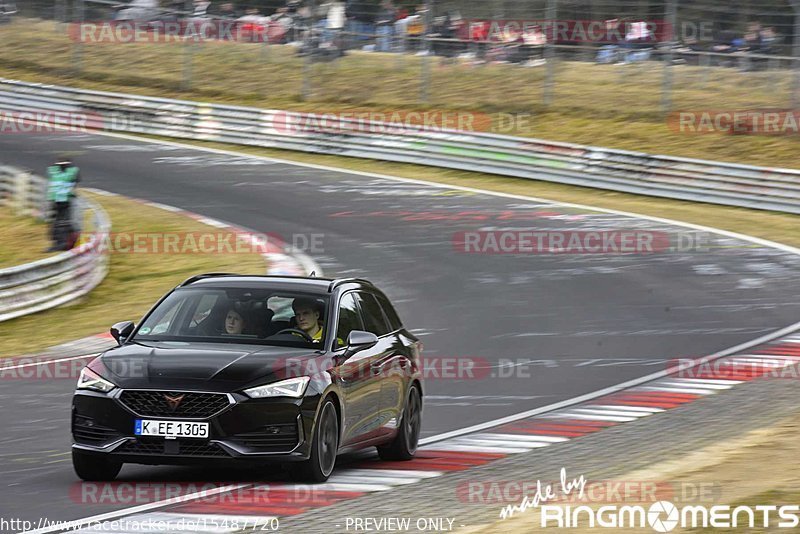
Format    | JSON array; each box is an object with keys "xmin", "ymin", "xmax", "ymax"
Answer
[
  {"xmin": 0, "ymin": 165, "xmax": 110, "ymax": 322},
  {"xmin": 0, "ymin": 78, "xmax": 799, "ymax": 214}
]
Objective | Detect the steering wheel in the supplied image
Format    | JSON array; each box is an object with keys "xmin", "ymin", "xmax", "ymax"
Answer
[{"xmin": 274, "ymin": 328, "xmax": 314, "ymax": 342}]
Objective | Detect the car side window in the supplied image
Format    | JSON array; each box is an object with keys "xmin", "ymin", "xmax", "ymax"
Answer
[
  {"xmin": 375, "ymin": 293, "xmax": 403, "ymax": 332},
  {"xmin": 355, "ymin": 292, "xmax": 391, "ymax": 337},
  {"xmin": 336, "ymin": 293, "xmax": 363, "ymax": 349}
]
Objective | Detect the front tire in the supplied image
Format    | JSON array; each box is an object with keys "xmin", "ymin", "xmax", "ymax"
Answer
[
  {"xmin": 290, "ymin": 399, "xmax": 339, "ymax": 482},
  {"xmin": 378, "ymin": 384, "xmax": 422, "ymax": 461},
  {"xmin": 72, "ymin": 449, "xmax": 122, "ymax": 481}
]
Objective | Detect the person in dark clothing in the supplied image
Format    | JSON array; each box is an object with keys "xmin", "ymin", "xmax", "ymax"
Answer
[{"xmin": 46, "ymin": 158, "xmax": 80, "ymax": 252}]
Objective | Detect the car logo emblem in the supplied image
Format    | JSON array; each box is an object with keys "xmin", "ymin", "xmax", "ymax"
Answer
[{"xmin": 163, "ymin": 394, "xmax": 185, "ymax": 411}]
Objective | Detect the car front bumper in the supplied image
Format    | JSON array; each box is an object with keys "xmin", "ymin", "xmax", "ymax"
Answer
[{"xmin": 72, "ymin": 389, "xmax": 320, "ymax": 465}]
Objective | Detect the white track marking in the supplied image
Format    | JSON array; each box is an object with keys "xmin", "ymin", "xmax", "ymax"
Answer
[
  {"xmin": 639, "ymin": 386, "xmax": 717, "ymax": 395},
  {"xmin": 476, "ymin": 433, "xmax": 570, "ymax": 443},
  {"xmin": 450, "ymin": 435, "xmax": 558, "ymax": 447},
  {"xmin": 335, "ymin": 474, "xmax": 444, "ymax": 479},
  {"xmin": 540, "ymin": 413, "xmax": 639, "ymax": 422},
  {"xmin": 257, "ymin": 482, "xmax": 392, "ymax": 492},
  {"xmin": 0, "ymin": 353, "xmax": 98, "ymax": 371},
  {"xmin": 420, "ymin": 443, "xmax": 532, "ymax": 454},
  {"xmin": 588, "ymin": 405, "xmax": 665, "ymax": 413},
  {"xmin": 571, "ymin": 408, "xmax": 656, "ymax": 417},
  {"xmin": 667, "ymin": 378, "xmax": 743, "ymax": 385},
  {"xmin": 658, "ymin": 381, "xmax": 734, "ymax": 390},
  {"xmin": 327, "ymin": 474, "xmax": 421, "ymax": 486}
]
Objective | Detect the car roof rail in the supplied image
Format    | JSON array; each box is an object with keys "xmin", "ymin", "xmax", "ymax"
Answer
[
  {"xmin": 178, "ymin": 273, "xmax": 237, "ymax": 287},
  {"xmin": 327, "ymin": 278, "xmax": 373, "ymax": 292}
]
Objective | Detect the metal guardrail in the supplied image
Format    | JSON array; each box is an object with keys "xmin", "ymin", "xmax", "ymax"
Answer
[
  {"xmin": 0, "ymin": 78, "xmax": 798, "ymax": 214},
  {"xmin": 0, "ymin": 164, "xmax": 110, "ymax": 322}
]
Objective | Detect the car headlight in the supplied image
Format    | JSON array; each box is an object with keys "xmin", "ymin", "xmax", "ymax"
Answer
[
  {"xmin": 244, "ymin": 376, "xmax": 310, "ymax": 399},
  {"xmin": 77, "ymin": 367, "xmax": 116, "ymax": 393}
]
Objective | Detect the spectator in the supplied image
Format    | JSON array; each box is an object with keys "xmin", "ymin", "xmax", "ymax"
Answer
[
  {"xmin": 375, "ymin": 0, "xmax": 396, "ymax": 52},
  {"xmin": 346, "ymin": 0, "xmax": 380, "ymax": 49}
]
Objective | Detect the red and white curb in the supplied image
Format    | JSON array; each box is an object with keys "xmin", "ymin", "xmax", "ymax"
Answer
[
  {"xmin": 83, "ymin": 188, "xmax": 321, "ymax": 277},
  {"xmin": 30, "ymin": 332, "xmax": 800, "ymax": 534}
]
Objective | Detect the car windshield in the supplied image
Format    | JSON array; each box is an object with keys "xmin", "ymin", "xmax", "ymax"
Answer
[{"xmin": 133, "ymin": 287, "xmax": 330, "ymax": 349}]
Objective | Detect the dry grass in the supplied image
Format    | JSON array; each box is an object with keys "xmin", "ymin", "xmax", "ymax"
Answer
[
  {"xmin": 0, "ymin": 207, "xmax": 52, "ymax": 268},
  {"xmin": 0, "ymin": 190, "xmax": 267, "ymax": 356},
  {"xmin": 1, "ymin": 19, "xmax": 800, "ymax": 169}
]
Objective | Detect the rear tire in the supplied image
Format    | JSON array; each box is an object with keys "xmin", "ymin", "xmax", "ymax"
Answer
[
  {"xmin": 377, "ymin": 384, "xmax": 422, "ymax": 461},
  {"xmin": 289, "ymin": 399, "xmax": 339, "ymax": 482},
  {"xmin": 72, "ymin": 449, "xmax": 122, "ymax": 481}
]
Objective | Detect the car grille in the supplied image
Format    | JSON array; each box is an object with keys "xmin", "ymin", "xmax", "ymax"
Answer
[
  {"xmin": 231, "ymin": 423, "xmax": 299, "ymax": 452},
  {"xmin": 118, "ymin": 390, "xmax": 230, "ymax": 418},
  {"xmin": 73, "ymin": 417, "xmax": 121, "ymax": 445},
  {"xmin": 116, "ymin": 438, "xmax": 229, "ymax": 457}
]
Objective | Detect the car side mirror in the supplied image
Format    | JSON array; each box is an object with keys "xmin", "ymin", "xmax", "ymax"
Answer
[
  {"xmin": 110, "ymin": 321, "xmax": 135, "ymax": 346},
  {"xmin": 346, "ymin": 330, "xmax": 378, "ymax": 352}
]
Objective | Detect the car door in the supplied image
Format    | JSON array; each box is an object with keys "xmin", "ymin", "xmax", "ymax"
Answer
[
  {"xmin": 353, "ymin": 291, "xmax": 403, "ymax": 440},
  {"xmin": 332, "ymin": 292, "xmax": 385, "ymax": 446}
]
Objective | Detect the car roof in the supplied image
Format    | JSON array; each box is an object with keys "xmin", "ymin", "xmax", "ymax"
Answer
[{"xmin": 178, "ymin": 274, "xmax": 375, "ymax": 294}]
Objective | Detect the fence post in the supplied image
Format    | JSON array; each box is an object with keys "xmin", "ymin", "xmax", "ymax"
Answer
[
  {"xmin": 301, "ymin": 0, "xmax": 315, "ymax": 101},
  {"xmin": 420, "ymin": 0, "xmax": 433, "ymax": 103},
  {"xmin": 660, "ymin": 0, "xmax": 678, "ymax": 114},
  {"xmin": 181, "ymin": 0, "xmax": 194, "ymax": 90},
  {"xmin": 792, "ymin": 2, "xmax": 800, "ymax": 109},
  {"xmin": 543, "ymin": 0, "xmax": 557, "ymax": 106},
  {"xmin": 72, "ymin": 0, "xmax": 84, "ymax": 75}
]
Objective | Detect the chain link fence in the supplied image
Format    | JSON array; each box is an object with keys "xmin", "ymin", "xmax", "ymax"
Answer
[{"xmin": 3, "ymin": 0, "xmax": 800, "ymax": 119}]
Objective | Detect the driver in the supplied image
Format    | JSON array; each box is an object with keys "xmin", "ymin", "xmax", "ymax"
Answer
[{"xmin": 292, "ymin": 297, "xmax": 324, "ymax": 343}]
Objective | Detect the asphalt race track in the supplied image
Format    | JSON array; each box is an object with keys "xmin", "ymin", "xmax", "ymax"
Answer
[{"xmin": 2, "ymin": 132, "xmax": 800, "ymax": 527}]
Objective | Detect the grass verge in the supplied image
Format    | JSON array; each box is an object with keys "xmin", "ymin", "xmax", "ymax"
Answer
[
  {"xmin": 1, "ymin": 19, "xmax": 800, "ymax": 169},
  {"xmin": 0, "ymin": 208, "xmax": 52, "ymax": 268},
  {"xmin": 0, "ymin": 190, "xmax": 267, "ymax": 357}
]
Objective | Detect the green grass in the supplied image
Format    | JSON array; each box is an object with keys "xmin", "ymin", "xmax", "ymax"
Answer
[
  {"xmin": 0, "ymin": 208, "xmax": 52, "ymax": 268},
  {"xmin": 2, "ymin": 19, "xmax": 800, "ymax": 169},
  {"xmin": 0, "ymin": 190, "xmax": 268, "ymax": 357}
]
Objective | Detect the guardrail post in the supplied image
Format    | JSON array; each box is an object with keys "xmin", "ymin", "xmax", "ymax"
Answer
[
  {"xmin": 661, "ymin": 0, "xmax": 678, "ymax": 114},
  {"xmin": 543, "ymin": 0, "xmax": 557, "ymax": 106}
]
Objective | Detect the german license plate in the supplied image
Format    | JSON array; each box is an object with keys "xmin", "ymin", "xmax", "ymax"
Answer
[{"xmin": 134, "ymin": 419, "xmax": 209, "ymax": 438}]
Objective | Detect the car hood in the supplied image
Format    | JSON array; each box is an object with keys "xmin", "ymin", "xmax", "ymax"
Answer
[{"xmin": 97, "ymin": 341, "xmax": 320, "ymax": 391}]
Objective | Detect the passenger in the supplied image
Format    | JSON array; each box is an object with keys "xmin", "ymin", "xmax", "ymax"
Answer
[{"xmin": 225, "ymin": 307, "xmax": 247, "ymax": 335}]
